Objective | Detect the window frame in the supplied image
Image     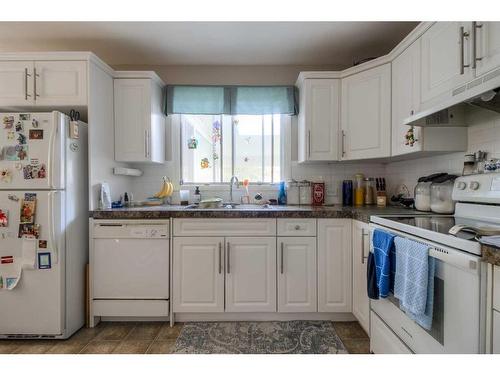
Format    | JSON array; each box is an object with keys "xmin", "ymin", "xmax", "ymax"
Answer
[{"xmin": 174, "ymin": 114, "xmax": 291, "ymax": 187}]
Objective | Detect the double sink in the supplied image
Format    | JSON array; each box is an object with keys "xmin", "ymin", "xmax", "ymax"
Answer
[{"xmin": 184, "ymin": 203, "xmax": 274, "ymax": 210}]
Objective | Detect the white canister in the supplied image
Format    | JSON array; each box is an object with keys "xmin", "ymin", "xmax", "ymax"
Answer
[
  {"xmin": 298, "ymin": 181, "xmax": 312, "ymax": 205},
  {"xmin": 287, "ymin": 181, "xmax": 300, "ymax": 205}
]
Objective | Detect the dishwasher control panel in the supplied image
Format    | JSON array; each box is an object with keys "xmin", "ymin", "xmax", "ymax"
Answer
[
  {"xmin": 93, "ymin": 221, "xmax": 170, "ymax": 239},
  {"xmin": 129, "ymin": 227, "xmax": 168, "ymax": 238}
]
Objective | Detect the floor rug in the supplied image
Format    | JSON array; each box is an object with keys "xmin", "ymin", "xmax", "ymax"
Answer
[{"xmin": 172, "ymin": 321, "xmax": 348, "ymax": 354}]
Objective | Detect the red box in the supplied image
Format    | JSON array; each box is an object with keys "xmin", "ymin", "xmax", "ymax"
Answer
[{"xmin": 311, "ymin": 182, "xmax": 325, "ymax": 206}]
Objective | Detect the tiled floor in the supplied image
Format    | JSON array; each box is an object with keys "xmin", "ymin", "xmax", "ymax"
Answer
[{"xmin": 0, "ymin": 321, "xmax": 370, "ymax": 354}]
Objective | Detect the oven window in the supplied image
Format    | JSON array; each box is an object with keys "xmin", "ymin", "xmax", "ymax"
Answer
[{"xmin": 389, "ymin": 276, "xmax": 444, "ymax": 345}]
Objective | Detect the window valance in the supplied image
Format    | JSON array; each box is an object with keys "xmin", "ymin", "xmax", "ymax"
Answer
[{"xmin": 165, "ymin": 85, "xmax": 298, "ymax": 115}]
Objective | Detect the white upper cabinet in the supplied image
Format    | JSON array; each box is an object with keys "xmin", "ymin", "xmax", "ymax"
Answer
[
  {"xmin": 475, "ymin": 22, "xmax": 500, "ymax": 77},
  {"xmin": 114, "ymin": 78, "xmax": 166, "ymax": 164},
  {"xmin": 0, "ymin": 60, "xmax": 87, "ymax": 108},
  {"xmin": 317, "ymin": 219, "xmax": 352, "ymax": 313},
  {"xmin": 225, "ymin": 237, "xmax": 277, "ymax": 313},
  {"xmin": 392, "ymin": 40, "xmax": 423, "ymax": 156},
  {"xmin": 341, "ymin": 64, "xmax": 391, "ymax": 160},
  {"xmin": 277, "ymin": 237, "xmax": 317, "ymax": 313},
  {"xmin": 420, "ymin": 22, "xmax": 474, "ymax": 106},
  {"xmin": 33, "ymin": 61, "xmax": 87, "ymax": 106},
  {"xmin": 0, "ymin": 61, "xmax": 34, "ymax": 106},
  {"xmin": 297, "ymin": 78, "xmax": 340, "ymax": 162},
  {"xmin": 391, "ymin": 40, "xmax": 468, "ymax": 156}
]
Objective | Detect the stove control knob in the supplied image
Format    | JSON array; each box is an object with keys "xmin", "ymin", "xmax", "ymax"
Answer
[
  {"xmin": 469, "ymin": 181, "xmax": 480, "ymax": 190},
  {"xmin": 456, "ymin": 181, "xmax": 467, "ymax": 190}
]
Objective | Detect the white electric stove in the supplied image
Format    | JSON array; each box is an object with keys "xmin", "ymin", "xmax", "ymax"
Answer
[
  {"xmin": 372, "ymin": 174, "xmax": 500, "ymax": 256},
  {"xmin": 369, "ymin": 174, "xmax": 500, "ymax": 354}
]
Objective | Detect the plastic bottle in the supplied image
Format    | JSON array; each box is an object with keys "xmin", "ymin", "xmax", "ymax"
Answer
[
  {"xmin": 354, "ymin": 174, "xmax": 365, "ymax": 206},
  {"xmin": 278, "ymin": 181, "xmax": 287, "ymax": 205}
]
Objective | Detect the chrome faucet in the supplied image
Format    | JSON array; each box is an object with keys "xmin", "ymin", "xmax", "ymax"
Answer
[{"xmin": 229, "ymin": 175, "xmax": 239, "ymax": 203}]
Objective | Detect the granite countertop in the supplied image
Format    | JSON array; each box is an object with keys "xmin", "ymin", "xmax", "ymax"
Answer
[
  {"xmin": 90, "ymin": 204, "xmax": 427, "ymax": 223},
  {"xmin": 481, "ymin": 244, "xmax": 500, "ymax": 267}
]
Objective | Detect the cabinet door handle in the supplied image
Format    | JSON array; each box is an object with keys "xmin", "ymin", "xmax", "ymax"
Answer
[
  {"xmin": 308, "ymin": 130, "xmax": 311, "ymax": 158},
  {"xmin": 460, "ymin": 26, "xmax": 470, "ymax": 75},
  {"xmin": 24, "ymin": 68, "xmax": 31, "ymax": 100},
  {"xmin": 341, "ymin": 130, "xmax": 346, "ymax": 158},
  {"xmin": 144, "ymin": 130, "xmax": 149, "ymax": 159},
  {"xmin": 472, "ymin": 22, "xmax": 483, "ymax": 69},
  {"xmin": 33, "ymin": 67, "xmax": 39, "ymax": 99},
  {"xmin": 361, "ymin": 229, "xmax": 369, "ymax": 264},
  {"xmin": 227, "ymin": 242, "xmax": 231, "ymax": 274},
  {"xmin": 280, "ymin": 242, "xmax": 284, "ymax": 274},
  {"xmin": 218, "ymin": 242, "xmax": 222, "ymax": 274}
]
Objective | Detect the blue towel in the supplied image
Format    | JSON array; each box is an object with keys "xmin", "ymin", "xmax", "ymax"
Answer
[
  {"xmin": 372, "ymin": 229, "xmax": 396, "ymax": 298},
  {"xmin": 394, "ymin": 237, "xmax": 435, "ymax": 330}
]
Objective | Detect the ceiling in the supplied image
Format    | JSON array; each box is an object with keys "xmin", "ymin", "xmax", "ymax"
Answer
[{"xmin": 0, "ymin": 22, "xmax": 418, "ymax": 68}]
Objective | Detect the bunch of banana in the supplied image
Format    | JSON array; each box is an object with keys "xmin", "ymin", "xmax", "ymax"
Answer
[{"xmin": 154, "ymin": 176, "xmax": 174, "ymax": 199}]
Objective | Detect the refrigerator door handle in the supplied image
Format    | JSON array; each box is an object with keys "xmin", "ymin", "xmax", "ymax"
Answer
[
  {"xmin": 48, "ymin": 113, "xmax": 63, "ymax": 189},
  {"xmin": 49, "ymin": 191, "xmax": 59, "ymax": 263}
]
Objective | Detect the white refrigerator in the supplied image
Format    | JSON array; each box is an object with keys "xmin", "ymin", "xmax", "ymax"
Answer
[{"xmin": 0, "ymin": 111, "xmax": 88, "ymax": 338}]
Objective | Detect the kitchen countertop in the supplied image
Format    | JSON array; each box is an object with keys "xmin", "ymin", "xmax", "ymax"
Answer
[
  {"xmin": 90, "ymin": 204, "xmax": 427, "ymax": 223},
  {"xmin": 481, "ymin": 245, "xmax": 500, "ymax": 267}
]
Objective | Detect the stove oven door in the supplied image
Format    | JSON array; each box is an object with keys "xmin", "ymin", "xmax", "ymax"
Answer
[{"xmin": 369, "ymin": 224, "xmax": 485, "ymax": 354}]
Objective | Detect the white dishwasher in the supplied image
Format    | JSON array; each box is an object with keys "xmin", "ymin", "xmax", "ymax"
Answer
[{"xmin": 91, "ymin": 220, "xmax": 170, "ymax": 320}]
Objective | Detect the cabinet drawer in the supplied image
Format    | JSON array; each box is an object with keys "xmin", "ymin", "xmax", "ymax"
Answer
[
  {"xmin": 494, "ymin": 266, "xmax": 500, "ymax": 311},
  {"xmin": 277, "ymin": 219, "xmax": 316, "ymax": 236},
  {"xmin": 173, "ymin": 219, "xmax": 276, "ymax": 236},
  {"xmin": 370, "ymin": 311, "xmax": 412, "ymax": 354}
]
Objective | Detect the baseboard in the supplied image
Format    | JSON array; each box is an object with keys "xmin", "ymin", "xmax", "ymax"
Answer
[
  {"xmin": 174, "ymin": 312, "xmax": 356, "ymax": 322},
  {"xmin": 100, "ymin": 316, "xmax": 170, "ymax": 322}
]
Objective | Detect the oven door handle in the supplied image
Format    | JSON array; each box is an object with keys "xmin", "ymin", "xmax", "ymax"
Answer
[{"xmin": 369, "ymin": 223, "xmax": 481, "ymax": 274}]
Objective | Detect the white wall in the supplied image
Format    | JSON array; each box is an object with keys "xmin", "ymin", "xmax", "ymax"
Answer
[
  {"xmin": 113, "ymin": 64, "xmax": 337, "ymax": 85},
  {"xmin": 88, "ymin": 62, "xmax": 133, "ymax": 209},
  {"xmin": 385, "ymin": 108, "xmax": 500, "ymax": 196}
]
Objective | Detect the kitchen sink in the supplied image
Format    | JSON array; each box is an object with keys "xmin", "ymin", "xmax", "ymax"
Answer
[{"xmin": 184, "ymin": 203, "xmax": 274, "ymax": 210}]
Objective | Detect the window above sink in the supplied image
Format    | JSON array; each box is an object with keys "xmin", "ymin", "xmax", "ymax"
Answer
[{"xmin": 180, "ymin": 114, "xmax": 285, "ymax": 185}]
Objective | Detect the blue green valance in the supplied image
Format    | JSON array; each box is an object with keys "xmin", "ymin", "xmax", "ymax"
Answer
[{"xmin": 165, "ymin": 85, "xmax": 298, "ymax": 115}]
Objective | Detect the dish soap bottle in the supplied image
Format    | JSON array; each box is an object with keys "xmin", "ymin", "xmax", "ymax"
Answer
[
  {"xmin": 194, "ymin": 186, "xmax": 201, "ymax": 204},
  {"xmin": 278, "ymin": 181, "xmax": 287, "ymax": 205}
]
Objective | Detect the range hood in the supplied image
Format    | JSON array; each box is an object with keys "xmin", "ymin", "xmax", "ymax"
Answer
[{"xmin": 404, "ymin": 67, "xmax": 500, "ymax": 127}]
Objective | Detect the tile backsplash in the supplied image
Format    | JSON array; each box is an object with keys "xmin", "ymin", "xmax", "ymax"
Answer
[
  {"xmin": 128, "ymin": 108, "xmax": 500, "ymax": 205},
  {"xmin": 385, "ymin": 107, "xmax": 500, "ymax": 196}
]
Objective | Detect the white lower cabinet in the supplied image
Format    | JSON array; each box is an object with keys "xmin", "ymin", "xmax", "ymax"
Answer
[
  {"xmin": 172, "ymin": 218, "xmax": 352, "ymax": 316},
  {"xmin": 352, "ymin": 220, "xmax": 370, "ymax": 334},
  {"xmin": 493, "ymin": 310, "xmax": 500, "ymax": 354},
  {"xmin": 277, "ymin": 237, "xmax": 317, "ymax": 312},
  {"xmin": 173, "ymin": 237, "xmax": 225, "ymax": 313},
  {"xmin": 225, "ymin": 237, "xmax": 277, "ymax": 312},
  {"xmin": 317, "ymin": 219, "xmax": 352, "ymax": 312}
]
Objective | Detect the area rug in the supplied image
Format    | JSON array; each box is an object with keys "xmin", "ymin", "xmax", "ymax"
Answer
[{"xmin": 172, "ymin": 321, "xmax": 348, "ymax": 354}]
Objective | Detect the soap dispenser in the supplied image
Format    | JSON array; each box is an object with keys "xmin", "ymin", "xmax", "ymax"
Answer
[{"xmin": 194, "ymin": 186, "xmax": 201, "ymax": 204}]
